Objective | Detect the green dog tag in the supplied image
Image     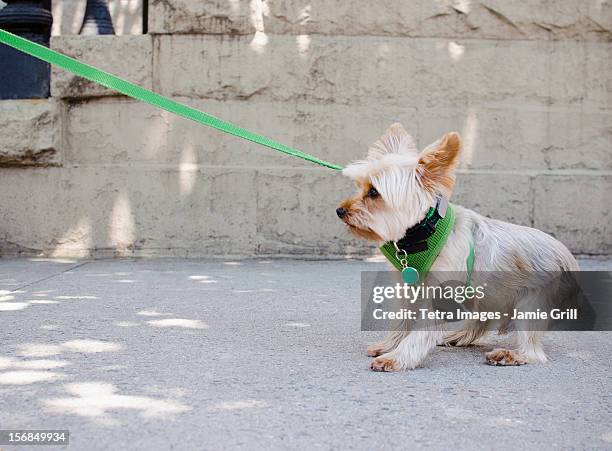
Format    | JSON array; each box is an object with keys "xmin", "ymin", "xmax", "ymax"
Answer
[{"xmin": 402, "ymin": 267, "xmax": 419, "ymax": 285}]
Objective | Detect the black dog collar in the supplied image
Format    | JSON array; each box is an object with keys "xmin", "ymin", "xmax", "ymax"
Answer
[{"xmin": 394, "ymin": 196, "xmax": 449, "ymax": 254}]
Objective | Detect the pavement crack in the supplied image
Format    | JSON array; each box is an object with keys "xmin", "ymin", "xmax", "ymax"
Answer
[{"xmin": 8, "ymin": 261, "xmax": 92, "ymax": 293}]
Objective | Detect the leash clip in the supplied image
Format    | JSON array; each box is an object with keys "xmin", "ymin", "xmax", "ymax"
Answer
[{"xmin": 394, "ymin": 242, "xmax": 420, "ymax": 285}]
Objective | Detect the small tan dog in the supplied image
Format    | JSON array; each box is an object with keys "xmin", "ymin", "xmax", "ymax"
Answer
[{"xmin": 337, "ymin": 123, "xmax": 578, "ymax": 371}]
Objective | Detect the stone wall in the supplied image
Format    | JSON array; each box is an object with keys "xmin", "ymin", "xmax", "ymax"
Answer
[{"xmin": 0, "ymin": 0, "xmax": 610, "ymax": 258}]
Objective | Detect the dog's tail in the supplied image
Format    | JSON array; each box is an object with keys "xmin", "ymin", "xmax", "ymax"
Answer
[{"xmin": 532, "ymin": 228, "xmax": 580, "ymax": 273}]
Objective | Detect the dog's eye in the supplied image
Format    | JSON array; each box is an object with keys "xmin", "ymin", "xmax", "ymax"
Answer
[{"xmin": 368, "ymin": 187, "xmax": 380, "ymax": 198}]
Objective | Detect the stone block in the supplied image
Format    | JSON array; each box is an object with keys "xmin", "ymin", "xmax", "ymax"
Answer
[
  {"xmin": 0, "ymin": 167, "xmax": 257, "ymax": 257},
  {"xmin": 418, "ymin": 105, "xmax": 612, "ymax": 171},
  {"xmin": 149, "ymin": 0, "xmax": 612, "ymax": 40},
  {"xmin": 583, "ymin": 41, "xmax": 612, "ymax": 107},
  {"xmin": 149, "ymin": 0, "xmax": 256, "ymax": 35},
  {"xmin": 63, "ymin": 97, "xmax": 417, "ymax": 168},
  {"xmin": 0, "ymin": 99, "xmax": 60, "ymax": 166},
  {"xmin": 156, "ymin": 35, "xmax": 608, "ymax": 108},
  {"xmin": 534, "ymin": 174, "xmax": 611, "ymax": 255},
  {"xmin": 50, "ymin": 35, "xmax": 153, "ymax": 98},
  {"xmin": 453, "ymin": 172, "xmax": 533, "ymax": 226},
  {"xmin": 456, "ymin": 0, "xmax": 612, "ymax": 41},
  {"xmin": 543, "ymin": 108, "xmax": 612, "ymax": 170},
  {"xmin": 262, "ymin": 0, "xmax": 457, "ymax": 37},
  {"xmin": 254, "ymin": 168, "xmax": 371, "ymax": 256}
]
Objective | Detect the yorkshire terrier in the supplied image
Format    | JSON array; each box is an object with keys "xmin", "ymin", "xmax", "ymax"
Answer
[{"xmin": 337, "ymin": 123, "xmax": 579, "ymax": 371}]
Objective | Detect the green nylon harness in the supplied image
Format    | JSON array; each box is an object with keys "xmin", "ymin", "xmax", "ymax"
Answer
[
  {"xmin": 379, "ymin": 203, "xmax": 475, "ymax": 285},
  {"xmin": 0, "ymin": 29, "xmax": 474, "ymax": 282}
]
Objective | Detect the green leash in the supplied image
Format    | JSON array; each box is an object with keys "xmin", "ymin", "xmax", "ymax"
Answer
[
  {"xmin": 0, "ymin": 29, "xmax": 342, "ymax": 171},
  {"xmin": 1, "ymin": 30, "xmax": 475, "ymax": 276}
]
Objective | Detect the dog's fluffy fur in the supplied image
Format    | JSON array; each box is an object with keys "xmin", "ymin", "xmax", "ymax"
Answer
[{"xmin": 338, "ymin": 123, "xmax": 578, "ymax": 371}]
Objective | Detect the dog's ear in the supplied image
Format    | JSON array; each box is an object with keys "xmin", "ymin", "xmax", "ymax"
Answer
[
  {"xmin": 418, "ymin": 132, "xmax": 461, "ymax": 196},
  {"xmin": 368, "ymin": 123, "xmax": 417, "ymax": 159}
]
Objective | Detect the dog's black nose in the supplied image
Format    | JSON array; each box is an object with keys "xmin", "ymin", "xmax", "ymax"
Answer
[{"xmin": 336, "ymin": 207, "xmax": 347, "ymax": 218}]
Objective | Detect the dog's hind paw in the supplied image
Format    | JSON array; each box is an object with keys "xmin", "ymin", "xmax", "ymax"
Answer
[
  {"xmin": 485, "ymin": 348, "xmax": 527, "ymax": 366},
  {"xmin": 370, "ymin": 356, "xmax": 399, "ymax": 372}
]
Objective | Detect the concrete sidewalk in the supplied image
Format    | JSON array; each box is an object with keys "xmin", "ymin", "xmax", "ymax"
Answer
[{"xmin": 0, "ymin": 258, "xmax": 611, "ymax": 450}]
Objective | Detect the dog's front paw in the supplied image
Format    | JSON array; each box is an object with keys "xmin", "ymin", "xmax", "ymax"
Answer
[
  {"xmin": 485, "ymin": 348, "xmax": 527, "ymax": 366},
  {"xmin": 370, "ymin": 356, "xmax": 399, "ymax": 372},
  {"xmin": 366, "ymin": 343, "xmax": 386, "ymax": 357}
]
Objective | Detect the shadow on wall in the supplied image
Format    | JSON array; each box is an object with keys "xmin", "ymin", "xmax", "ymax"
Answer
[{"xmin": 34, "ymin": 159, "xmax": 361, "ymax": 259}]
